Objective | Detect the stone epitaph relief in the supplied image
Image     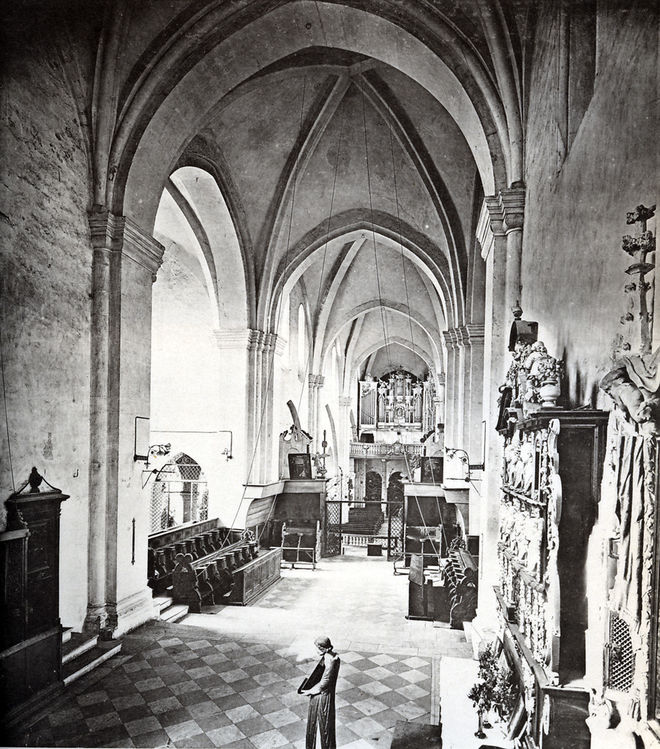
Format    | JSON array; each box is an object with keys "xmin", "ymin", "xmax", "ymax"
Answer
[{"xmin": 498, "ymin": 420, "xmax": 561, "ymax": 680}]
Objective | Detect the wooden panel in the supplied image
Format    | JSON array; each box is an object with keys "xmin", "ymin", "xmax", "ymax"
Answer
[
  {"xmin": 245, "ymin": 497, "xmax": 276, "ymax": 528},
  {"xmin": 227, "ymin": 548, "xmax": 282, "ymax": 606}
]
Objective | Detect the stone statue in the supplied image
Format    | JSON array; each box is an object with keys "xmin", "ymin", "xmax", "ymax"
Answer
[{"xmin": 600, "ymin": 347, "xmax": 660, "ymax": 434}]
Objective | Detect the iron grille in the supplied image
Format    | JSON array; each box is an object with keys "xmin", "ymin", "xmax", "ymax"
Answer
[
  {"xmin": 149, "ymin": 461, "xmax": 208, "ymax": 533},
  {"xmin": 606, "ymin": 611, "xmax": 635, "ymax": 693},
  {"xmin": 325, "ymin": 501, "xmax": 342, "ymax": 556},
  {"xmin": 324, "ymin": 500, "xmax": 404, "ymax": 560}
]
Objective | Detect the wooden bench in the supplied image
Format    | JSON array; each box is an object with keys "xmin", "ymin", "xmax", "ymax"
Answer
[
  {"xmin": 148, "ymin": 519, "xmax": 281, "ymax": 611},
  {"xmin": 443, "ymin": 547, "xmax": 478, "ymax": 629}
]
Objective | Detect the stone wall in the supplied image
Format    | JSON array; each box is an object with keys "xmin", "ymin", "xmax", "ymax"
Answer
[
  {"xmin": 0, "ymin": 15, "xmax": 95, "ymax": 627},
  {"xmin": 522, "ymin": 2, "xmax": 657, "ymax": 407}
]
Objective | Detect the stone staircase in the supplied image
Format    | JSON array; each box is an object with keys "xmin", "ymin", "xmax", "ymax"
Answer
[
  {"xmin": 153, "ymin": 592, "xmax": 189, "ymax": 623},
  {"xmin": 61, "ymin": 630, "xmax": 122, "ymax": 686}
]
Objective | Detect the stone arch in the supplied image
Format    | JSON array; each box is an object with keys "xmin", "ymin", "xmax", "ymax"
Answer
[{"xmin": 107, "ymin": 0, "xmax": 510, "ymax": 232}]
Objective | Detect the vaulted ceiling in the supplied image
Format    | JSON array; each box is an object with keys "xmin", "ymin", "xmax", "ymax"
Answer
[{"xmin": 119, "ymin": 1, "xmax": 531, "ymax": 394}]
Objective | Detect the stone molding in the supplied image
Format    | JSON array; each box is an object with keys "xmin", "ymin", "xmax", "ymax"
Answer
[
  {"xmin": 309, "ymin": 374, "xmax": 325, "ymax": 388},
  {"xmin": 442, "ymin": 328, "xmax": 457, "ymax": 350},
  {"xmin": 444, "ymin": 324, "xmax": 485, "ymax": 348},
  {"xmin": 484, "ymin": 195, "xmax": 505, "ymax": 234},
  {"xmin": 478, "ymin": 198, "xmax": 500, "ymax": 260},
  {"xmin": 466, "ymin": 323, "xmax": 486, "ymax": 344},
  {"xmin": 88, "ymin": 210, "xmax": 164, "ymax": 279},
  {"xmin": 274, "ymin": 335, "xmax": 287, "ymax": 356},
  {"xmin": 214, "ymin": 328, "xmax": 253, "ymax": 349},
  {"xmin": 499, "ymin": 187, "xmax": 526, "ymax": 234},
  {"xmin": 338, "ymin": 396, "xmax": 352, "ymax": 408}
]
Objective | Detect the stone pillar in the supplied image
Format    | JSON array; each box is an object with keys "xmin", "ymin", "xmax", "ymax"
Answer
[
  {"xmin": 259, "ymin": 332, "xmax": 277, "ymax": 480},
  {"xmin": 308, "ymin": 374, "xmax": 325, "ymax": 450},
  {"xmin": 473, "ymin": 195, "xmax": 513, "ymax": 629},
  {"xmin": 435, "ymin": 374, "xmax": 446, "ymax": 432},
  {"xmin": 85, "ymin": 210, "xmax": 164, "ymax": 638},
  {"xmin": 500, "ymin": 187, "xmax": 526, "ymax": 313},
  {"xmin": 465, "ymin": 324, "xmax": 485, "ymax": 463},
  {"xmin": 212, "ymin": 328, "xmax": 257, "ymax": 519},
  {"xmin": 338, "ymin": 395, "xmax": 353, "ymax": 477},
  {"xmin": 441, "ymin": 330, "xmax": 459, "ymax": 447}
]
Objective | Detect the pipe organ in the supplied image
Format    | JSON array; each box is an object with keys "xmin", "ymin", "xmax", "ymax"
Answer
[{"xmin": 358, "ymin": 371, "xmax": 435, "ymax": 432}]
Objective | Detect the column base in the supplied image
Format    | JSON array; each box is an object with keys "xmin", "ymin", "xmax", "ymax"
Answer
[{"xmin": 83, "ymin": 588, "xmax": 156, "ymax": 639}]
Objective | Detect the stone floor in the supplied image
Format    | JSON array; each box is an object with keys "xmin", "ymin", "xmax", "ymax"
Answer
[{"xmin": 9, "ymin": 554, "xmax": 473, "ymax": 749}]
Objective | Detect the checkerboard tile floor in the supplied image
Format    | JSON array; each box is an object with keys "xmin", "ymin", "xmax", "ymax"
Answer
[
  {"xmin": 13, "ymin": 630, "xmax": 433, "ymax": 748},
  {"xmin": 10, "ymin": 556, "xmax": 470, "ymax": 748}
]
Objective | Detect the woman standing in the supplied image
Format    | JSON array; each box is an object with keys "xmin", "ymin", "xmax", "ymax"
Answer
[{"xmin": 300, "ymin": 635, "xmax": 341, "ymax": 749}]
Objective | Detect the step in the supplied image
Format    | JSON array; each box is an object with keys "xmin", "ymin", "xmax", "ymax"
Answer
[
  {"xmin": 61, "ymin": 627, "xmax": 73, "ymax": 645},
  {"xmin": 160, "ymin": 603, "xmax": 189, "ymax": 623},
  {"xmin": 62, "ymin": 632, "xmax": 98, "ymax": 664},
  {"xmin": 154, "ymin": 595, "xmax": 173, "ymax": 614},
  {"xmin": 62, "ymin": 641, "xmax": 122, "ymax": 686}
]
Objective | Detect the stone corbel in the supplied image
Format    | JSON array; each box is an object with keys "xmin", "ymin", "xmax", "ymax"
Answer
[
  {"xmin": 88, "ymin": 209, "xmax": 164, "ymax": 281},
  {"xmin": 499, "ymin": 187, "xmax": 526, "ymax": 235}
]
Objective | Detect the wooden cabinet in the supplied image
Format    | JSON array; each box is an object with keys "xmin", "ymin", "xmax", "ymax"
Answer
[
  {"xmin": 0, "ymin": 481, "xmax": 68, "ymax": 720},
  {"xmin": 497, "ymin": 410, "xmax": 607, "ymax": 748}
]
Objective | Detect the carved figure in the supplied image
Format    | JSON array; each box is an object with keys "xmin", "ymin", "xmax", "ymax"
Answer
[
  {"xmin": 600, "ymin": 348, "xmax": 660, "ymax": 434},
  {"xmin": 172, "ymin": 552, "xmax": 202, "ymax": 613}
]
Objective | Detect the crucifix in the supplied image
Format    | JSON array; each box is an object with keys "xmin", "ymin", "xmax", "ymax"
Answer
[
  {"xmin": 314, "ymin": 430, "xmax": 329, "ymax": 479},
  {"xmin": 622, "ymin": 203, "xmax": 656, "ymax": 354}
]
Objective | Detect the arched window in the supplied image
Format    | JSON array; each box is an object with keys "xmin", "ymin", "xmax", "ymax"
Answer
[{"xmin": 149, "ymin": 453, "xmax": 208, "ymax": 533}]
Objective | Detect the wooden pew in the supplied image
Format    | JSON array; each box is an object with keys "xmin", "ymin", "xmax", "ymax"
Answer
[
  {"xmin": 148, "ymin": 519, "xmax": 281, "ymax": 611},
  {"xmin": 442, "ymin": 547, "xmax": 478, "ymax": 629}
]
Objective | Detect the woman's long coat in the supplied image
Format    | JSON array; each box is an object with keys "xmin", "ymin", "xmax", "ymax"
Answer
[{"xmin": 305, "ymin": 653, "xmax": 341, "ymax": 749}]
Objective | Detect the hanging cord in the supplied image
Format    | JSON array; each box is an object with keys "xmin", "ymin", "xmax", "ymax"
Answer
[
  {"xmin": 219, "ymin": 77, "xmax": 309, "ymax": 547},
  {"xmin": 427, "ymin": 458, "xmax": 451, "ymax": 555},
  {"xmin": 386, "ymin": 110, "xmax": 417, "ymax": 360},
  {"xmin": 296, "ymin": 91, "xmax": 347, "ymax": 421},
  {"xmin": 402, "ymin": 449, "xmax": 441, "ymax": 558},
  {"xmin": 0, "ymin": 324, "xmax": 16, "ymax": 492},
  {"xmin": 359, "ymin": 83, "xmax": 393, "ymax": 374},
  {"xmin": 259, "ymin": 79, "xmax": 346, "ymax": 547}
]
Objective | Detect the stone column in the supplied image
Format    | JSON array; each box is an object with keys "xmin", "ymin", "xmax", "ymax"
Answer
[
  {"xmin": 213, "ymin": 328, "xmax": 257, "ymax": 519},
  {"xmin": 465, "ymin": 323, "xmax": 485, "ymax": 463},
  {"xmin": 500, "ymin": 187, "xmax": 526, "ymax": 313},
  {"xmin": 85, "ymin": 210, "xmax": 164, "ymax": 638},
  {"xmin": 435, "ymin": 374, "xmax": 446, "ymax": 435},
  {"xmin": 308, "ymin": 374, "xmax": 325, "ymax": 451},
  {"xmin": 473, "ymin": 195, "xmax": 512, "ymax": 630},
  {"xmin": 338, "ymin": 395, "xmax": 353, "ymax": 477},
  {"xmin": 441, "ymin": 330, "xmax": 459, "ymax": 448},
  {"xmin": 259, "ymin": 332, "xmax": 278, "ymax": 480}
]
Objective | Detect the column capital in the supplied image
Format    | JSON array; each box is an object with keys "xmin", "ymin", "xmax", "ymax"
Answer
[
  {"xmin": 499, "ymin": 187, "xmax": 526, "ymax": 234},
  {"xmin": 213, "ymin": 328, "xmax": 270, "ymax": 351},
  {"xmin": 442, "ymin": 328, "xmax": 460, "ymax": 349},
  {"xmin": 484, "ymin": 195, "xmax": 505, "ymax": 234},
  {"xmin": 308, "ymin": 373, "xmax": 325, "ymax": 388},
  {"xmin": 466, "ymin": 323, "xmax": 485, "ymax": 344},
  {"xmin": 88, "ymin": 209, "xmax": 164, "ymax": 279}
]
